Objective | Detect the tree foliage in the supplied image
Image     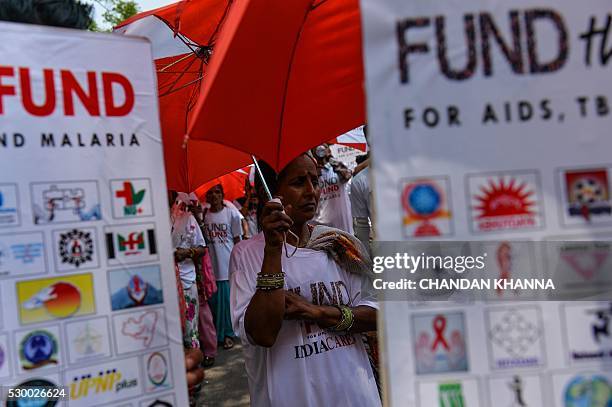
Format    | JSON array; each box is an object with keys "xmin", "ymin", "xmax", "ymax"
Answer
[{"xmin": 90, "ymin": 0, "xmax": 139, "ymax": 31}]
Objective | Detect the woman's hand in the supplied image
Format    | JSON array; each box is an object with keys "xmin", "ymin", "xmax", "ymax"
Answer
[
  {"xmin": 184, "ymin": 348, "xmax": 204, "ymax": 391},
  {"xmin": 284, "ymin": 290, "xmax": 321, "ymax": 321},
  {"xmin": 174, "ymin": 248, "xmax": 190, "ymax": 262},
  {"xmin": 260, "ymin": 198, "xmax": 293, "ymax": 250}
]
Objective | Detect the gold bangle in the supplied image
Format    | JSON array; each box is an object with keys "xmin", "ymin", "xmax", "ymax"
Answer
[
  {"xmin": 256, "ymin": 272, "xmax": 285, "ymax": 290},
  {"xmin": 328, "ymin": 305, "xmax": 354, "ymax": 332}
]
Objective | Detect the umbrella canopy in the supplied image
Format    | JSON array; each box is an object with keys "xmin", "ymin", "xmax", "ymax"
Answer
[
  {"xmin": 116, "ymin": 0, "xmax": 252, "ymax": 192},
  {"xmin": 187, "ymin": 0, "xmax": 365, "ymax": 172},
  {"xmin": 332, "ymin": 126, "xmax": 367, "ymax": 152},
  {"xmin": 194, "ymin": 166, "xmax": 250, "ymax": 202}
]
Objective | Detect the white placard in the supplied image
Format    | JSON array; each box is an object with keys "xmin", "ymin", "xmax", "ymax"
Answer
[
  {"xmin": 360, "ymin": 0, "xmax": 612, "ymax": 405},
  {"xmin": 0, "ymin": 22, "xmax": 188, "ymax": 406}
]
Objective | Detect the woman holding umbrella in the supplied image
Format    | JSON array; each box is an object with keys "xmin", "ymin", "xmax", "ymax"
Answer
[{"xmin": 229, "ymin": 153, "xmax": 380, "ymax": 406}]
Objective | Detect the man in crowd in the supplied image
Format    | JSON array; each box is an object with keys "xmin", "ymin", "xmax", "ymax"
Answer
[
  {"xmin": 350, "ymin": 126, "xmax": 373, "ymax": 253},
  {"xmin": 311, "ymin": 143, "xmax": 354, "ymax": 233}
]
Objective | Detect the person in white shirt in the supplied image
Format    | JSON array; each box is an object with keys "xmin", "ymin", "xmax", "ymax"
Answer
[
  {"xmin": 230, "ymin": 154, "xmax": 380, "ymax": 407},
  {"xmin": 310, "ymin": 143, "xmax": 354, "ymax": 233},
  {"xmin": 170, "ymin": 192, "xmax": 207, "ymax": 350},
  {"xmin": 204, "ymin": 185, "xmax": 243, "ymax": 349}
]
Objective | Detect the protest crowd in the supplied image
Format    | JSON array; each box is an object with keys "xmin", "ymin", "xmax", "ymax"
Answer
[
  {"xmin": 3, "ymin": 0, "xmax": 608, "ymax": 406},
  {"xmin": 0, "ymin": 1, "xmax": 382, "ymax": 405},
  {"xmin": 169, "ymin": 140, "xmax": 380, "ymax": 405}
]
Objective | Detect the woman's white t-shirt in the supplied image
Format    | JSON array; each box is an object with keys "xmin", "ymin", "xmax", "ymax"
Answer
[
  {"xmin": 229, "ymin": 233, "xmax": 381, "ymax": 407},
  {"xmin": 312, "ymin": 163, "xmax": 354, "ymax": 234},
  {"xmin": 203, "ymin": 205, "xmax": 243, "ymax": 281}
]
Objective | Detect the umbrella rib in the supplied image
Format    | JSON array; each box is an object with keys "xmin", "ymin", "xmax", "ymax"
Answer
[
  {"xmin": 157, "ymin": 52, "xmax": 199, "ymax": 90},
  {"xmin": 159, "ymin": 55, "xmax": 199, "ymax": 94},
  {"xmin": 158, "ymin": 52, "xmax": 195, "ymax": 72},
  {"xmin": 159, "ymin": 75, "xmax": 204, "ymax": 98},
  {"xmin": 275, "ymin": 3, "xmax": 313, "ymax": 169},
  {"xmin": 207, "ymin": 0, "xmax": 234, "ymax": 46}
]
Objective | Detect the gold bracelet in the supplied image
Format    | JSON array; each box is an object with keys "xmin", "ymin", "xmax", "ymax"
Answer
[
  {"xmin": 328, "ymin": 305, "xmax": 354, "ymax": 332},
  {"xmin": 256, "ymin": 272, "xmax": 285, "ymax": 291}
]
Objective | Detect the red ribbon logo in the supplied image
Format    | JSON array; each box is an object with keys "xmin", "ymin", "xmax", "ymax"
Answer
[{"xmin": 431, "ymin": 315, "xmax": 449, "ymax": 351}]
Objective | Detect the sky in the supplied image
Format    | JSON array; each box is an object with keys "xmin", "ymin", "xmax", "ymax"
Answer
[{"xmin": 85, "ymin": 0, "xmax": 175, "ymax": 30}]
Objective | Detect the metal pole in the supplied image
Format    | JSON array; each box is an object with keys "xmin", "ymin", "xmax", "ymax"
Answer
[{"xmin": 251, "ymin": 155, "xmax": 273, "ymax": 201}]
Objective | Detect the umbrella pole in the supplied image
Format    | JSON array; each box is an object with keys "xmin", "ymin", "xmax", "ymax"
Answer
[
  {"xmin": 251, "ymin": 156, "xmax": 299, "ymax": 257},
  {"xmin": 251, "ymin": 155, "xmax": 273, "ymax": 201}
]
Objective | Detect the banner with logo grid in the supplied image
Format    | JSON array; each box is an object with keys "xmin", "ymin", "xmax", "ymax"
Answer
[
  {"xmin": 0, "ymin": 22, "xmax": 188, "ymax": 406},
  {"xmin": 360, "ymin": 0, "xmax": 612, "ymax": 405}
]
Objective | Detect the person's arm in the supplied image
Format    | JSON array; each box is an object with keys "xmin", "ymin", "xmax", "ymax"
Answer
[
  {"xmin": 284, "ymin": 291, "xmax": 377, "ymax": 332},
  {"xmin": 331, "ymin": 161, "xmax": 352, "ymax": 183},
  {"xmin": 353, "ymin": 158, "xmax": 370, "ymax": 176},
  {"xmin": 243, "ymin": 200, "xmax": 291, "ymax": 347},
  {"xmin": 174, "ymin": 246, "xmax": 206, "ymax": 262},
  {"xmin": 240, "ymin": 218, "xmax": 250, "ymax": 240},
  {"xmin": 230, "ymin": 206, "xmax": 244, "ymax": 245}
]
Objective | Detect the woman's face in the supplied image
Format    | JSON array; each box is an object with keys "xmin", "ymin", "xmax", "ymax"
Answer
[
  {"xmin": 206, "ymin": 185, "xmax": 224, "ymax": 207},
  {"xmin": 276, "ymin": 155, "xmax": 321, "ymax": 224}
]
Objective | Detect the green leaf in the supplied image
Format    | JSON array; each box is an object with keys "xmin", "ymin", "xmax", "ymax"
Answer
[{"xmin": 133, "ymin": 189, "xmax": 146, "ymax": 205}]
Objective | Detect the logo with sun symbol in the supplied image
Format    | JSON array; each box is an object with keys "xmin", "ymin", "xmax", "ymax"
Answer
[{"xmin": 469, "ymin": 172, "xmax": 542, "ymax": 232}]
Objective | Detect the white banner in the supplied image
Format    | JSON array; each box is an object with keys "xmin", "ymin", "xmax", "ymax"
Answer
[
  {"xmin": 361, "ymin": 0, "xmax": 612, "ymax": 406},
  {"xmin": 0, "ymin": 22, "xmax": 188, "ymax": 405}
]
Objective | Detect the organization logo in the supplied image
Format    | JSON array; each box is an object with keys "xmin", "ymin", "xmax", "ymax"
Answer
[
  {"xmin": 113, "ymin": 308, "xmax": 168, "ymax": 355},
  {"xmin": 57, "ymin": 228, "xmax": 95, "ymax": 269},
  {"xmin": 0, "ymin": 334, "xmax": 7, "ymax": 378},
  {"xmin": 589, "ymin": 303, "xmax": 612, "ymax": 344},
  {"xmin": 111, "ymin": 179, "xmax": 153, "ymax": 218},
  {"xmin": 145, "ymin": 351, "xmax": 171, "ymax": 392},
  {"xmin": 68, "ymin": 357, "xmax": 141, "ymax": 404},
  {"xmin": 17, "ymin": 274, "xmax": 95, "ymax": 325},
  {"xmin": 413, "ymin": 312, "xmax": 468, "ymax": 374},
  {"xmin": 110, "ymin": 265, "xmax": 164, "ymax": 311},
  {"xmin": 438, "ymin": 382, "xmax": 465, "ymax": 407},
  {"xmin": 74, "ymin": 324, "xmax": 103, "ymax": 356},
  {"xmin": 564, "ymin": 374, "xmax": 612, "ymax": 407},
  {"xmin": 105, "ymin": 223, "xmax": 158, "ymax": 265},
  {"xmin": 6, "ymin": 378, "xmax": 59, "ymax": 407},
  {"xmin": 31, "ymin": 181, "xmax": 102, "ymax": 225},
  {"xmin": 122, "ymin": 311, "xmax": 159, "ymax": 347},
  {"xmin": 564, "ymin": 168, "xmax": 612, "ymax": 222},
  {"xmin": 143, "ymin": 398, "xmax": 174, "ymax": 407},
  {"xmin": 12, "ymin": 243, "xmax": 44, "ymax": 264},
  {"xmin": 559, "ymin": 242, "xmax": 610, "ymax": 281},
  {"xmin": 468, "ymin": 172, "xmax": 542, "ymax": 233},
  {"xmin": 400, "ymin": 177, "xmax": 452, "ymax": 237},
  {"xmin": 66, "ymin": 317, "xmax": 111, "ymax": 364},
  {"xmin": 487, "ymin": 307, "xmax": 544, "ymax": 369},
  {"xmin": 0, "ymin": 232, "xmax": 46, "ymax": 278},
  {"xmin": 563, "ymin": 303, "xmax": 612, "ymax": 363},
  {"xmin": 495, "ymin": 242, "xmax": 518, "ymax": 297},
  {"xmin": 488, "ymin": 374, "xmax": 544, "ymax": 407},
  {"xmin": 19, "ymin": 329, "xmax": 59, "ymax": 370},
  {"xmin": 508, "ymin": 376, "xmax": 528, "ymax": 407},
  {"xmin": 0, "ymin": 183, "xmax": 19, "ymax": 227}
]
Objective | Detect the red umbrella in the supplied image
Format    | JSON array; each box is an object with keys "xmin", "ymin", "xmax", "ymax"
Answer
[
  {"xmin": 116, "ymin": 0, "xmax": 252, "ymax": 192},
  {"xmin": 186, "ymin": 0, "xmax": 365, "ymax": 173},
  {"xmin": 194, "ymin": 166, "xmax": 250, "ymax": 202},
  {"xmin": 331, "ymin": 126, "xmax": 367, "ymax": 152}
]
